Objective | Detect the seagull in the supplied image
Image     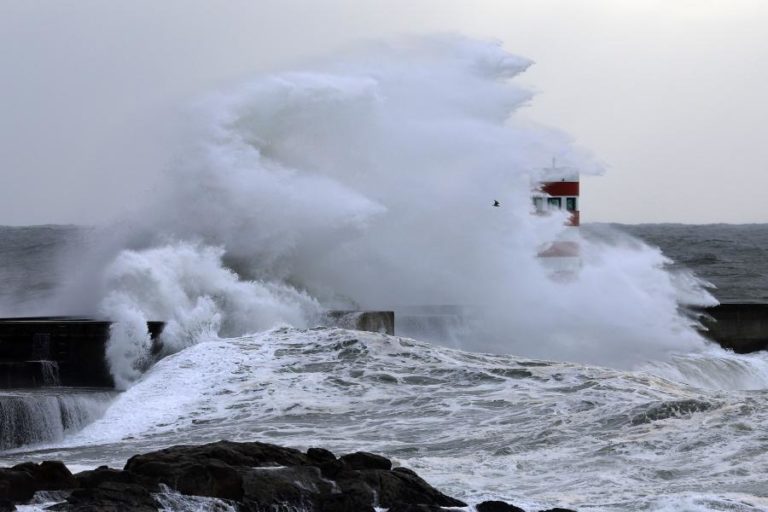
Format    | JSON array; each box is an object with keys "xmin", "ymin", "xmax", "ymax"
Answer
[{"xmin": 492, "ymin": 200, "xmax": 500, "ymax": 207}]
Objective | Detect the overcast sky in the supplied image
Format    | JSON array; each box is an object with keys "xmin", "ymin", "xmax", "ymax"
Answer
[{"xmin": 1, "ymin": 0, "xmax": 766, "ymax": 225}]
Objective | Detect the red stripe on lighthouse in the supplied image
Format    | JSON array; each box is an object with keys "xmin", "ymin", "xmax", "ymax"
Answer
[{"xmin": 541, "ymin": 182, "xmax": 579, "ymax": 196}]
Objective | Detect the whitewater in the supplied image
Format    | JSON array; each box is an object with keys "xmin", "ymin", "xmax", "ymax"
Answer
[
  {"xmin": 5, "ymin": 328, "xmax": 768, "ymax": 511},
  {"xmin": 2, "ymin": 36, "xmax": 768, "ymax": 511}
]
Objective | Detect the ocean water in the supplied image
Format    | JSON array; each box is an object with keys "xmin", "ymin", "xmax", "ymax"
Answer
[
  {"xmin": 617, "ymin": 224, "xmax": 768, "ymax": 303},
  {"xmin": 0, "ymin": 225, "xmax": 83, "ymax": 316},
  {"xmin": 2, "ymin": 38, "xmax": 768, "ymax": 511}
]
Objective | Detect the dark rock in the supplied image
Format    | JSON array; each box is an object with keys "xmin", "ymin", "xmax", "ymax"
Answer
[
  {"xmin": 0, "ymin": 461, "xmax": 75, "ymax": 503},
  {"xmin": 74, "ymin": 466, "xmax": 137, "ymax": 488},
  {"xmin": 327, "ymin": 469, "xmax": 376, "ymax": 506},
  {"xmin": 317, "ymin": 458, "xmax": 347, "ymax": 479},
  {"xmin": 241, "ymin": 466, "xmax": 333, "ymax": 511},
  {"xmin": 123, "ymin": 441, "xmax": 321, "ymax": 500},
  {"xmin": 131, "ymin": 459, "xmax": 243, "ymax": 500},
  {"xmin": 0, "ymin": 500, "xmax": 15, "ymax": 512},
  {"xmin": 0, "ymin": 468, "xmax": 35, "ymax": 502},
  {"xmin": 11, "ymin": 461, "xmax": 77, "ymax": 491},
  {"xmin": 2, "ymin": 440, "xmax": 471, "ymax": 511},
  {"xmin": 339, "ymin": 451, "xmax": 392, "ymax": 470},
  {"xmin": 477, "ymin": 501, "xmax": 526, "ymax": 512},
  {"xmin": 125, "ymin": 439, "xmax": 309, "ymax": 472},
  {"xmin": 318, "ymin": 488, "xmax": 375, "ymax": 512},
  {"xmin": 125, "ymin": 440, "xmax": 308, "ymax": 477},
  {"xmin": 154, "ymin": 488, "xmax": 238, "ymax": 512},
  {"xmin": 387, "ymin": 505, "xmax": 454, "ymax": 512},
  {"xmin": 379, "ymin": 469, "xmax": 466, "ymax": 508},
  {"xmin": 344, "ymin": 468, "xmax": 467, "ymax": 508},
  {"xmin": 307, "ymin": 447, "xmax": 337, "ymax": 464},
  {"xmin": 50, "ymin": 482, "xmax": 158, "ymax": 512}
]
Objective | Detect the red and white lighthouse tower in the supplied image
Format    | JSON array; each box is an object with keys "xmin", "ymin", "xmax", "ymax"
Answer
[{"xmin": 532, "ymin": 159, "xmax": 581, "ymax": 276}]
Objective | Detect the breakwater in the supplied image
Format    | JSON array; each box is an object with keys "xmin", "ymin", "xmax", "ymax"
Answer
[
  {"xmin": 1, "ymin": 305, "xmax": 766, "ymax": 392},
  {"xmin": 0, "ymin": 317, "xmax": 155, "ymax": 449},
  {"xmin": 394, "ymin": 303, "xmax": 768, "ymax": 355},
  {"xmin": 0, "ymin": 317, "xmax": 164, "ymax": 388},
  {"xmin": 700, "ymin": 303, "xmax": 768, "ymax": 353},
  {"xmin": 0, "ymin": 311, "xmax": 395, "ymax": 391},
  {"xmin": 0, "ymin": 312, "xmax": 394, "ymax": 451},
  {"xmin": 322, "ymin": 310, "xmax": 395, "ymax": 335}
]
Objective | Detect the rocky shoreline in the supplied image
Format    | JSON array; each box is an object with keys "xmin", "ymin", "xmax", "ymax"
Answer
[{"xmin": 0, "ymin": 440, "xmax": 576, "ymax": 511}]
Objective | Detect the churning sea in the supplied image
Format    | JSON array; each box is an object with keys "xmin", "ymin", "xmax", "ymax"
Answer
[{"xmin": 1, "ymin": 223, "xmax": 768, "ymax": 512}]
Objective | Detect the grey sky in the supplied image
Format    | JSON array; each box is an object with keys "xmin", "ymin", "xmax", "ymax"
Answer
[{"xmin": 1, "ymin": 0, "xmax": 766, "ymax": 225}]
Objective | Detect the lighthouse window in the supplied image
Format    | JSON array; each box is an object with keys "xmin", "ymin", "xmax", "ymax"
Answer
[
  {"xmin": 566, "ymin": 197, "xmax": 577, "ymax": 211},
  {"xmin": 547, "ymin": 197, "xmax": 562, "ymax": 210},
  {"xmin": 533, "ymin": 197, "xmax": 544, "ymax": 212}
]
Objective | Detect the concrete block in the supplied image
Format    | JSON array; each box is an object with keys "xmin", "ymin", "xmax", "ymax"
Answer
[
  {"xmin": 700, "ymin": 303, "xmax": 768, "ymax": 353},
  {"xmin": 323, "ymin": 311, "xmax": 395, "ymax": 335}
]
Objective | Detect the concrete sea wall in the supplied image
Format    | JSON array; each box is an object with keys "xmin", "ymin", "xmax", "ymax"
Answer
[
  {"xmin": 322, "ymin": 311, "xmax": 395, "ymax": 335},
  {"xmin": 0, "ymin": 317, "xmax": 164, "ymax": 388},
  {"xmin": 700, "ymin": 303, "xmax": 768, "ymax": 353},
  {"xmin": 1, "ymin": 305, "xmax": 766, "ymax": 392},
  {"xmin": 0, "ymin": 312, "xmax": 395, "ymax": 391}
]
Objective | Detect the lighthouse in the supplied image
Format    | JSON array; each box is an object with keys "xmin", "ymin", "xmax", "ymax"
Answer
[{"xmin": 532, "ymin": 159, "xmax": 581, "ymax": 277}]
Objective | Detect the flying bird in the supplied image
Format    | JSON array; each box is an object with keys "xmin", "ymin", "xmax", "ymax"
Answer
[{"xmin": 492, "ymin": 200, "xmax": 500, "ymax": 207}]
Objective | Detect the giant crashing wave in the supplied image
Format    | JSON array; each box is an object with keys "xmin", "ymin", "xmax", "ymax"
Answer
[{"xmin": 40, "ymin": 35, "xmax": 716, "ymax": 389}]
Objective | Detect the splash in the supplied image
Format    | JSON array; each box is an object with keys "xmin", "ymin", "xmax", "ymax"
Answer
[
  {"xmin": 640, "ymin": 346, "xmax": 768, "ymax": 391},
  {"xmin": 49, "ymin": 35, "xmax": 715, "ymax": 386},
  {"xmin": 98, "ymin": 242, "xmax": 320, "ymax": 389}
]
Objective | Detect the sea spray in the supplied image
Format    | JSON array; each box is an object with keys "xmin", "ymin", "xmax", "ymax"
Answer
[
  {"xmin": 99, "ymin": 242, "xmax": 321, "ymax": 389},
  {"xmin": 44, "ymin": 35, "xmax": 716, "ymax": 384},
  {"xmin": 640, "ymin": 346, "xmax": 768, "ymax": 391}
]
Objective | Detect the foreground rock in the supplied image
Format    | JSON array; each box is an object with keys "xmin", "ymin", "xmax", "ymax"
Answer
[
  {"xmin": 476, "ymin": 502, "xmax": 577, "ymax": 512},
  {"xmin": 0, "ymin": 440, "xmax": 576, "ymax": 511}
]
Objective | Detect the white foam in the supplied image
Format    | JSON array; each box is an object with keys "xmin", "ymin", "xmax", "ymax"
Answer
[
  {"xmin": 98, "ymin": 242, "xmax": 321, "ymax": 389},
  {"xmin": 641, "ymin": 345, "xmax": 768, "ymax": 391},
  {"xmin": 14, "ymin": 327, "xmax": 765, "ymax": 512}
]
